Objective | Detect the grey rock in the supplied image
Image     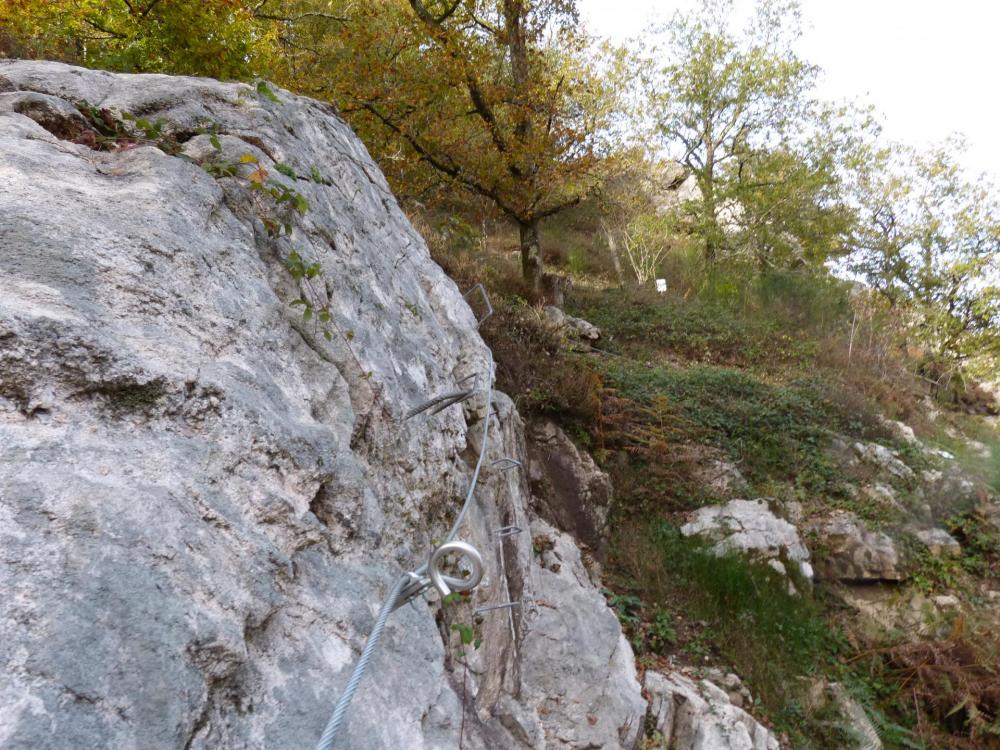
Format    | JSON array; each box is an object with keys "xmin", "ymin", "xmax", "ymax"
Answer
[
  {"xmin": 644, "ymin": 671, "xmax": 779, "ymax": 750},
  {"xmin": 809, "ymin": 512, "xmax": 902, "ymax": 582},
  {"xmin": 879, "ymin": 417, "xmax": 919, "ymax": 445},
  {"xmin": 0, "ymin": 61, "xmax": 641, "ymax": 750},
  {"xmin": 700, "ymin": 668, "xmax": 753, "ymax": 709},
  {"xmin": 681, "ymin": 499, "xmax": 813, "ymax": 580},
  {"xmin": 860, "ymin": 483, "xmax": 903, "ymax": 512},
  {"xmin": 912, "ymin": 527, "xmax": 961, "ymax": 556},
  {"xmin": 852, "ymin": 441, "xmax": 915, "ymax": 480},
  {"xmin": 921, "ymin": 465, "xmax": 985, "ymax": 521},
  {"xmin": 835, "ymin": 586, "xmax": 959, "ymax": 639},
  {"xmin": 541, "ymin": 305, "xmax": 601, "ymax": 342},
  {"xmin": 521, "ymin": 521, "xmax": 647, "ymax": 749}
]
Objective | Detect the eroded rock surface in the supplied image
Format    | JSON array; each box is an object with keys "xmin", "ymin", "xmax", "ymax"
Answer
[
  {"xmin": 809, "ymin": 512, "xmax": 902, "ymax": 582},
  {"xmin": 0, "ymin": 61, "xmax": 643, "ymax": 750},
  {"xmin": 527, "ymin": 419, "xmax": 612, "ymax": 556},
  {"xmin": 541, "ymin": 305, "xmax": 601, "ymax": 342}
]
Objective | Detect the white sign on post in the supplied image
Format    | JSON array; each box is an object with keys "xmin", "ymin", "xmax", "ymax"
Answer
[{"xmin": 655, "ymin": 279, "xmax": 667, "ymax": 294}]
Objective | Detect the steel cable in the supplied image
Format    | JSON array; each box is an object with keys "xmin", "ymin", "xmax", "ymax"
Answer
[{"xmin": 313, "ymin": 346, "xmax": 495, "ymax": 749}]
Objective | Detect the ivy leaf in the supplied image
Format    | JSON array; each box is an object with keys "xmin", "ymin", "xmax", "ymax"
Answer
[
  {"xmin": 303, "ymin": 307, "xmax": 313, "ymax": 321},
  {"xmin": 323, "ymin": 329, "xmax": 333, "ymax": 341},
  {"xmin": 274, "ymin": 162, "xmax": 296, "ymax": 180},
  {"xmin": 248, "ymin": 165, "xmax": 268, "ymax": 185},
  {"xmin": 293, "ymin": 193, "xmax": 310, "ymax": 215},
  {"xmin": 318, "ymin": 309, "xmax": 331, "ymax": 323},
  {"xmin": 451, "ymin": 623, "xmax": 475, "ymax": 646}
]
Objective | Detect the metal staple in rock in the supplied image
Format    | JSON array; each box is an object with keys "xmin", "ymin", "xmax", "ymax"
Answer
[{"xmin": 313, "ymin": 288, "xmax": 499, "ymax": 750}]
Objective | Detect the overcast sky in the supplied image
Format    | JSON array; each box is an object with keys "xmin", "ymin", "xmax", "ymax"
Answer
[{"xmin": 578, "ymin": 0, "xmax": 1000, "ymax": 181}]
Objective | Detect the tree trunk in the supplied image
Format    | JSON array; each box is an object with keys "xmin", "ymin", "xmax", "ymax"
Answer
[
  {"xmin": 600, "ymin": 219, "xmax": 626, "ymax": 288},
  {"xmin": 519, "ymin": 218, "xmax": 543, "ymax": 293},
  {"xmin": 703, "ymin": 137, "xmax": 718, "ymax": 263}
]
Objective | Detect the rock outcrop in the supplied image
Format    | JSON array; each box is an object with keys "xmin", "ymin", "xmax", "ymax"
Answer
[
  {"xmin": 526, "ymin": 419, "xmax": 612, "ymax": 556},
  {"xmin": 644, "ymin": 671, "xmax": 780, "ymax": 750},
  {"xmin": 541, "ymin": 305, "xmax": 601, "ymax": 343},
  {"xmin": 681, "ymin": 499, "xmax": 813, "ymax": 580},
  {"xmin": 809, "ymin": 512, "xmax": 903, "ymax": 582},
  {"xmin": 0, "ymin": 61, "xmax": 645, "ymax": 750}
]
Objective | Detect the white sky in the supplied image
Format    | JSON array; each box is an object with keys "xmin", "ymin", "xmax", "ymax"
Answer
[{"xmin": 578, "ymin": 0, "xmax": 1000, "ymax": 181}]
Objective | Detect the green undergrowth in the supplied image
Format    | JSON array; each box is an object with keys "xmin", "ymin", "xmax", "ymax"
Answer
[
  {"xmin": 567, "ymin": 267, "xmax": 853, "ymax": 369},
  {"xmin": 610, "ymin": 517, "xmax": 927, "ymax": 748},
  {"xmin": 601, "ymin": 361, "xmax": 883, "ymax": 488},
  {"xmin": 424, "ymin": 216, "xmax": 997, "ymax": 748}
]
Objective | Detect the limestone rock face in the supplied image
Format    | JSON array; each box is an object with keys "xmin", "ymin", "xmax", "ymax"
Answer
[
  {"xmin": 527, "ymin": 419, "xmax": 612, "ymax": 555},
  {"xmin": 519, "ymin": 521, "xmax": 646, "ymax": 749},
  {"xmin": 681, "ymin": 499, "xmax": 813, "ymax": 580},
  {"xmin": 644, "ymin": 671, "xmax": 780, "ymax": 750},
  {"xmin": 0, "ymin": 61, "xmax": 643, "ymax": 750}
]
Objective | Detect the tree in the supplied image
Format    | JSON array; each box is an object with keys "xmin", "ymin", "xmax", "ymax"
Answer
[
  {"xmin": 727, "ymin": 104, "xmax": 872, "ymax": 269},
  {"xmin": 281, "ymin": 0, "xmax": 620, "ymax": 292},
  {"xmin": 0, "ymin": 0, "xmax": 281, "ymax": 79},
  {"xmin": 646, "ymin": 0, "xmax": 816, "ymax": 262},
  {"xmin": 850, "ymin": 139, "xmax": 1000, "ymax": 376},
  {"xmin": 595, "ymin": 157, "xmax": 681, "ymax": 286}
]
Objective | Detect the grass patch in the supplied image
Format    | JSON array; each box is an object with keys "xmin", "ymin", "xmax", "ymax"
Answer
[{"xmin": 612, "ymin": 517, "xmax": 850, "ymax": 745}]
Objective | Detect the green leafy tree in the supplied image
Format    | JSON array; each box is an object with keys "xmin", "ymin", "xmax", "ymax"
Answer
[
  {"xmin": 646, "ymin": 0, "xmax": 817, "ymax": 262},
  {"xmin": 850, "ymin": 139, "xmax": 1000, "ymax": 376},
  {"xmin": 728, "ymin": 104, "xmax": 874, "ymax": 269}
]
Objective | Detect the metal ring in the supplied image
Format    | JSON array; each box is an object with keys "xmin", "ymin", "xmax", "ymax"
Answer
[{"xmin": 428, "ymin": 541, "xmax": 484, "ymax": 598}]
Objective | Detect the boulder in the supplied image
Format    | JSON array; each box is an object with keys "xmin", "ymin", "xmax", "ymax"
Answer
[
  {"xmin": 644, "ymin": 670, "xmax": 780, "ymax": 750},
  {"xmin": 879, "ymin": 417, "xmax": 919, "ymax": 445},
  {"xmin": 809, "ymin": 512, "xmax": 903, "ymax": 582},
  {"xmin": 681, "ymin": 499, "xmax": 813, "ymax": 580},
  {"xmin": 912, "ymin": 527, "xmax": 961, "ymax": 556},
  {"xmin": 541, "ymin": 305, "xmax": 601, "ymax": 342}
]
